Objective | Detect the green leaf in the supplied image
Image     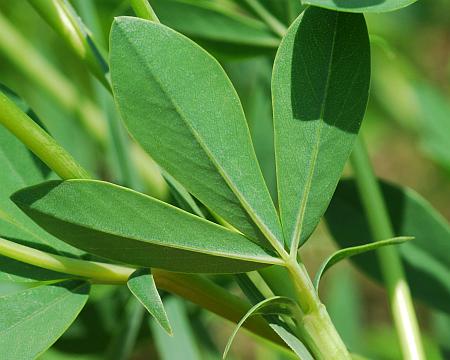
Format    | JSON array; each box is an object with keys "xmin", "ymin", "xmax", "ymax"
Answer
[
  {"xmin": 272, "ymin": 8, "xmax": 370, "ymax": 250},
  {"xmin": 302, "ymin": 0, "xmax": 418, "ymax": 13},
  {"xmin": 110, "ymin": 16, "xmax": 284, "ymax": 250},
  {"xmin": 151, "ymin": 298, "xmax": 201, "ymax": 360},
  {"xmin": 149, "ymin": 0, "xmax": 279, "ymax": 48},
  {"xmin": 313, "ymin": 236, "xmax": 413, "ymax": 290},
  {"xmin": 270, "ymin": 324, "xmax": 314, "ymax": 360},
  {"xmin": 0, "ymin": 85, "xmax": 81, "ymax": 282},
  {"xmin": 223, "ymin": 296, "xmax": 303, "ymax": 359},
  {"xmin": 127, "ymin": 268, "xmax": 172, "ymax": 335},
  {"xmin": 12, "ymin": 180, "xmax": 283, "ymax": 273},
  {"xmin": 326, "ymin": 179, "xmax": 450, "ymax": 314},
  {"xmin": 0, "ymin": 280, "xmax": 89, "ymax": 359}
]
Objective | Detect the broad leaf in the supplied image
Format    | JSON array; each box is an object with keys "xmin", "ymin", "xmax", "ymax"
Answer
[
  {"xmin": 0, "ymin": 280, "xmax": 89, "ymax": 358},
  {"xmin": 110, "ymin": 17, "xmax": 284, "ymax": 249},
  {"xmin": 302, "ymin": 0, "xmax": 418, "ymax": 13},
  {"xmin": 313, "ymin": 236, "xmax": 413, "ymax": 290},
  {"xmin": 272, "ymin": 8, "xmax": 370, "ymax": 250},
  {"xmin": 0, "ymin": 85, "xmax": 81, "ymax": 282},
  {"xmin": 326, "ymin": 179, "xmax": 450, "ymax": 314},
  {"xmin": 127, "ymin": 268, "xmax": 172, "ymax": 335},
  {"xmin": 12, "ymin": 180, "xmax": 282, "ymax": 273},
  {"xmin": 223, "ymin": 296, "xmax": 304, "ymax": 359}
]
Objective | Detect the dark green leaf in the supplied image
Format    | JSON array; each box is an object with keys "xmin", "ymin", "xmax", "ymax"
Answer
[
  {"xmin": 272, "ymin": 8, "xmax": 370, "ymax": 250},
  {"xmin": 127, "ymin": 268, "xmax": 172, "ymax": 335},
  {"xmin": 303, "ymin": 0, "xmax": 418, "ymax": 13},
  {"xmin": 12, "ymin": 180, "xmax": 283, "ymax": 273},
  {"xmin": 110, "ymin": 17, "xmax": 284, "ymax": 250},
  {"xmin": 313, "ymin": 236, "xmax": 413, "ymax": 290},
  {"xmin": 0, "ymin": 280, "xmax": 89, "ymax": 359},
  {"xmin": 326, "ymin": 179, "xmax": 450, "ymax": 313}
]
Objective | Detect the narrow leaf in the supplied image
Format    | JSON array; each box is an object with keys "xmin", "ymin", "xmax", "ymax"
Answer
[
  {"xmin": 223, "ymin": 296, "xmax": 300, "ymax": 359},
  {"xmin": 110, "ymin": 17, "xmax": 284, "ymax": 250},
  {"xmin": 272, "ymin": 8, "xmax": 370, "ymax": 251},
  {"xmin": 302, "ymin": 0, "xmax": 418, "ymax": 13},
  {"xmin": 127, "ymin": 268, "xmax": 172, "ymax": 335},
  {"xmin": 270, "ymin": 324, "xmax": 314, "ymax": 360},
  {"xmin": 151, "ymin": 298, "xmax": 201, "ymax": 360},
  {"xmin": 12, "ymin": 180, "xmax": 282, "ymax": 273},
  {"xmin": 0, "ymin": 280, "xmax": 89, "ymax": 359},
  {"xmin": 326, "ymin": 179, "xmax": 450, "ymax": 314},
  {"xmin": 313, "ymin": 236, "xmax": 413, "ymax": 290}
]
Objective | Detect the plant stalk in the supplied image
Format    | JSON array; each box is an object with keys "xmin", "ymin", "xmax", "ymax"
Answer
[
  {"xmin": 129, "ymin": 0, "xmax": 160, "ymax": 23},
  {"xmin": 350, "ymin": 135, "xmax": 425, "ymax": 360},
  {"xmin": 243, "ymin": 0, "xmax": 287, "ymax": 37}
]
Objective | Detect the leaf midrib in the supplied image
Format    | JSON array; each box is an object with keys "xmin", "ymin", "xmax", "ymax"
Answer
[
  {"xmin": 115, "ymin": 22, "xmax": 282, "ymax": 250},
  {"xmin": 289, "ymin": 13, "xmax": 339, "ymax": 253}
]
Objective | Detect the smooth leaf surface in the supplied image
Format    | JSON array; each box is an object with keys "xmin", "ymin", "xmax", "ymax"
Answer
[
  {"xmin": 303, "ymin": 0, "xmax": 418, "ymax": 13},
  {"xmin": 110, "ymin": 17, "xmax": 284, "ymax": 250},
  {"xmin": 313, "ymin": 236, "xmax": 413, "ymax": 290},
  {"xmin": 127, "ymin": 268, "xmax": 172, "ymax": 335},
  {"xmin": 272, "ymin": 8, "xmax": 370, "ymax": 250},
  {"xmin": 326, "ymin": 179, "xmax": 450, "ymax": 313},
  {"xmin": 12, "ymin": 180, "xmax": 282, "ymax": 273},
  {"xmin": 0, "ymin": 280, "xmax": 89, "ymax": 359},
  {"xmin": 223, "ymin": 296, "xmax": 302, "ymax": 359},
  {"xmin": 0, "ymin": 85, "xmax": 81, "ymax": 282}
]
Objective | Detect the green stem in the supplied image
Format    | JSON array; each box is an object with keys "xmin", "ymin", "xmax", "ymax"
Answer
[
  {"xmin": 28, "ymin": 0, "xmax": 110, "ymax": 89},
  {"xmin": 129, "ymin": 0, "xmax": 160, "ymax": 23},
  {"xmin": 243, "ymin": 0, "xmax": 287, "ymax": 37},
  {"xmin": 350, "ymin": 136, "xmax": 425, "ymax": 360},
  {"xmin": 0, "ymin": 10, "xmax": 107, "ymax": 146},
  {"xmin": 0, "ymin": 92, "xmax": 91, "ymax": 179}
]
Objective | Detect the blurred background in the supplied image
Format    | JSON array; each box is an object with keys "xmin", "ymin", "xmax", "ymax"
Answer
[{"xmin": 0, "ymin": 1, "xmax": 448, "ymax": 359}]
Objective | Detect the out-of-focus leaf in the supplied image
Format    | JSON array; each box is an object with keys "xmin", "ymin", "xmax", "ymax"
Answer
[
  {"xmin": 12, "ymin": 180, "xmax": 282, "ymax": 273},
  {"xmin": 110, "ymin": 17, "xmax": 284, "ymax": 249},
  {"xmin": 149, "ymin": 0, "xmax": 279, "ymax": 49},
  {"xmin": 152, "ymin": 298, "xmax": 201, "ymax": 360},
  {"xmin": 326, "ymin": 179, "xmax": 450, "ymax": 313},
  {"xmin": 303, "ymin": 0, "xmax": 418, "ymax": 13},
  {"xmin": 0, "ymin": 280, "xmax": 90, "ymax": 359},
  {"xmin": 127, "ymin": 268, "xmax": 172, "ymax": 334},
  {"xmin": 314, "ymin": 236, "xmax": 413, "ymax": 290},
  {"xmin": 272, "ymin": 8, "xmax": 370, "ymax": 250}
]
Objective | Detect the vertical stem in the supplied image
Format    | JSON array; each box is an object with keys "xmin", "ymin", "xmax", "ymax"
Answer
[
  {"xmin": 243, "ymin": 0, "xmax": 287, "ymax": 37},
  {"xmin": 350, "ymin": 136, "xmax": 425, "ymax": 360},
  {"xmin": 129, "ymin": 0, "xmax": 160, "ymax": 23}
]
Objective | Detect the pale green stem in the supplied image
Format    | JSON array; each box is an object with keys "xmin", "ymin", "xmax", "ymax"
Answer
[
  {"xmin": 0, "ymin": 10, "xmax": 107, "ymax": 145},
  {"xmin": 243, "ymin": 0, "xmax": 287, "ymax": 37},
  {"xmin": 350, "ymin": 136, "xmax": 425, "ymax": 360},
  {"xmin": 28, "ymin": 0, "xmax": 110, "ymax": 89},
  {"xmin": 0, "ymin": 236, "xmax": 282, "ymax": 346},
  {"xmin": 0, "ymin": 92, "xmax": 91, "ymax": 179},
  {"xmin": 129, "ymin": 0, "xmax": 160, "ymax": 23}
]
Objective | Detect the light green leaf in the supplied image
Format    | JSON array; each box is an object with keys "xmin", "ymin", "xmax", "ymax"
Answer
[
  {"xmin": 313, "ymin": 236, "xmax": 413, "ymax": 290},
  {"xmin": 127, "ymin": 268, "xmax": 172, "ymax": 335},
  {"xmin": 223, "ymin": 296, "xmax": 301, "ymax": 359},
  {"xmin": 0, "ymin": 280, "xmax": 89, "ymax": 359},
  {"xmin": 302, "ymin": 0, "xmax": 418, "ymax": 13},
  {"xmin": 151, "ymin": 298, "xmax": 201, "ymax": 360},
  {"xmin": 0, "ymin": 85, "xmax": 81, "ymax": 283},
  {"xmin": 272, "ymin": 8, "xmax": 370, "ymax": 250},
  {"xmin": 326, "ymin": 179, "xmax": 450, "ymax": 314},
  {"xmin": 12, "ymin": 180, "xmax": 283, "ymax": 273},
  {"xmin": 110, "ymin": 16, "xmax": 284, "ymax": 250},
  {"xmin": 270, "ymin": 324, "xmax": 314, "ymax": 360}
]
